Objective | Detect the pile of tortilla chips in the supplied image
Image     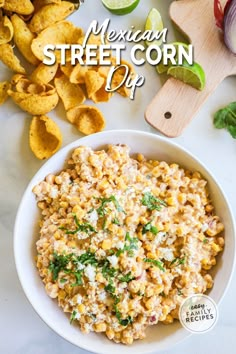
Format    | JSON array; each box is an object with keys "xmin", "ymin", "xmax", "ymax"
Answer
[{"xmin": 0, "ymin": 0, "xmax": 133, "ymax": 159}]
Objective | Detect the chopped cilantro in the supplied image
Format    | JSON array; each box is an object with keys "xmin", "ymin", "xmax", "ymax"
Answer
[
  {"xmin": 144, "ymin": 258, "xmax": 165, "ymax": 272},
  {"xmin": 112, "ymin": 217, "xmax": 121, "ymax": 226},
  {"xmin": 141, "ymin": 192, "xmax": 167, "ymax": 211},
  {"xmin": 96, "ymin": 195, "xmax": 125, "ymax": 217},
  {"xmin": 77, "ymin": 251, "xmax": 98, "ymax": 266},
  {"xmin": 177, "ymin": 289, "xmax": 183, "ymax": 296},
  {"xmin": 49, "ymin": 253, "xmax": 71, "ymax": 281},
  {"xmin": 116, "ymin": 233, "xmax": 138, "ymax": 257},
  {"xmin": 102, "ymin": 261, "xmax": 118, "ymax": 280},
  {"xmin": 115, "ymin": 307, "xmax": 133, "ymax": 326},
  {"xmin": 118, "ymin": 272, "xmax": 135, "ymax": 283},
  {"xmin": 71, "ymin": 270, "xmax": 83, "ymax": 287},
  {"xmin": 203, "ymin": 238, "xmax": 209, "ymax": 244},
  {"xmin": 70, "ymin": 310, "xmax": 77, "ymax": 324},
  {"xmin": 170, "ymin": 255, "xmax": 186, "ymax": 266},
  {"xmin": 105, "ymin": 282, "xmax": 116, "ymax": 295},
  {"xmin": 142, "ymin": 221, "xmax": 158, "ymax": 235},
  {"xmin": 60, "ymin": 278, "xmax": 67, "ymax": 284},
  {"xmin": 59, "ymin": 215, "xmax": 97, "ymax": 235}
]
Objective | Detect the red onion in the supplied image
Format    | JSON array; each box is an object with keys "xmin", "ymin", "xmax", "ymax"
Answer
[
  {"xmin": 214, "ymin": 0, "xmax": 236, "ymax": 54},
  {"xmin": 224, "ymin": 0, "xmax": 236, "ymax": 54}
]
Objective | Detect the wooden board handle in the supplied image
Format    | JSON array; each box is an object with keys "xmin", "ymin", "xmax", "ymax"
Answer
[{"xmin": 145, "ymin": 76, "xmax": 223, "ymax": 138}]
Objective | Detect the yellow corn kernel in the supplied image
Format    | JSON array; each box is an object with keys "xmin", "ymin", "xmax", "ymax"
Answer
[
  {"xmin": 60, "ymin": 201, "xmax": 68, "ymax": 208},
  {"xmin": 163, "ymin": 314, "xmax": 174, "ymax": 324},
  {"xmin": 72, "ymin": 205, "xmax": 82, "ymax": 214},
  {"xmin": 96, "ymin": 273, "xmax": 105, "ymax": 283},
  {"xmin": 106, "ymin": 328, "xmax": 115, "ymax": 340},
  {"xmin": 201, "ymin": 259, "xmax": 211, "ymax": 270},
  {"xmin": 128, "ymin": 280, "xmax": 140, "ymax": 293},
  {"xmin": 78, "ymin": 304, "xmax": 85, "ymax": 314},
  {"xmin": 177, "ymin": 193, "xmax": 187, "ymax": 204},
  {"xmin": 102, "ymin": 239, "xmax": 112, "ymax": 250},
  {"xmin": 145, "ymin": 286, "xmax": 154, "ymax": 297},
  {"xmin": 176, "ymin": 227, "xmax": 184, "ymax": 237},
  {"xmin": 212, "ymin": 243, "xmax": 222, "ymax": 253},
  {"xmin": 217, "ymin": 237, "xmax": 225, "ymax": 247},
  {"xmin": 205, "ymin": 204, "xmax": 214, "ymax": 212},
  {"xmin": 198, "ymin": 233, "xmax": 205, "ymax": 241},
  {"xmin": 163, "ymin": 223, "xmax": 170, "ymax": 232},
  {"xmin": 122, "ymin": 336, "xmax": 133, "ymax": 345},
  {"xmin": 145, "ymin": 297, "xmax": 155, "ymax": 310},
  {"xmin": 159, "ymin": 305, "xmax": 169, "ymax": 321},
  {"xmin": 58, "ymin": 290, "xmax": 66, "ymax": 301},
  {"xmin": 67, "ymin": 241, "xmax": 76, "ymax": 248},
  {"xmin": 54, "ymin": 231, "xmax": 61, "ymax": 240},
  {"xmin": 210, "ymin": 258, "xmax": 216, "ymax": 266},
  {"xmin": 156, "ymin": 222, "xmax": 164, "ymax": 231},
  {"xmin": 98, "ymin": 179, "xmax": 110, "ymax": 191},
  {"xmin": 154, "ymin": 284, "xmax": 164, "ymax": 294},
  {"xmin": 94, "ymin": 322, "xmax": 106, "ymax": 332},
  {"xmin": 147, "ymin": 252, "xmax": 155, "ymax": 259},
  {"xmin": 152, "ymin": 167, "xmax": 161, "ymax": 178}
]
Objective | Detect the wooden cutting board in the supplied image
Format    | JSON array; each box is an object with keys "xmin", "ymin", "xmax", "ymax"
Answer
[{"xmin": 145, "ymin": 0, "xmax": 236, "ymax": 137}]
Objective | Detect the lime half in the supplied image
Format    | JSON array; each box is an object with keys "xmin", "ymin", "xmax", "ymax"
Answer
[
  {"xmin": 145, "ymin": 8, "xmax": 163, "ymax": 47},
  {"xmin": 167, "ymin": 61, "xmax": 206, "ymax": 91},
  {"xmin": 156, "ymin": 42, "xmax": 189, "ymax": 74},
  {"xmin": 101, "ymin": 0, "xmax": 140, "ymax": 15}
]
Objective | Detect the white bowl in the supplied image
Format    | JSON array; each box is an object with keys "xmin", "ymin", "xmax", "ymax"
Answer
[{"xmin": 14, "ymin": 130, "xmax": 235, "ymax": 354}]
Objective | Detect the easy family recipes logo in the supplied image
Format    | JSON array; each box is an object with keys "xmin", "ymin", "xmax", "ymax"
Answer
[{"xmin": 43, "ymin": 19, "xmax": 194, "ymax": 99}]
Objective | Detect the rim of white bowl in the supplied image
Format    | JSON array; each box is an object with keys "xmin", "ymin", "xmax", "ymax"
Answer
[{"xmin": 14, "ymin": 130, "xmax": 236, "ymax": 354}]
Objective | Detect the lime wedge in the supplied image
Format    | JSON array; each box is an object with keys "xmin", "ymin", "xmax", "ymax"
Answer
[
  {"xmin": 101, "ymin": 0, "xmax": 140, "ymax": 15},
  {"xmin": 145, "ymin": 8, "xmax": 163, "ymax": 47},
  {"xmin": 167, "ymin": 61, "xmax": 206, "ymax": 91},
  {"xmin": 156, "ymin": 42, "xmax": 189, "ymax": 74}
]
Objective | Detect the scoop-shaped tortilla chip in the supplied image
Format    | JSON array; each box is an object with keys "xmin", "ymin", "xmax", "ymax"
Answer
[
  {"xmin": 84, "ymin": 70, "xmax": 104, "ymax": 99},
  {"xmin": 0, "ymin": 16, "xmax": 13, "ymax": 44},
  {"xmin": 30, "ymin": 62, "xmax": 58, "ymax": 84},
  {"xmin": 8, "ymin": 83, "xmax": 59, "ymax": 115},
  {"xmin": 33, "ymin": 0, "xmax": 61, "ymax": 13},
  {"xmin": 90, "ymin": 84, "xmax": 113, "ymax": 103},
  {"xmin": 29, "ymin": 2, "xmax": 75, "ymax": 33},
  {"xmin": 11, "ymin": 14, "xmax": 39, "ymax": 66},
  {"xmin": 60, "ymin": 61, "xmax": 74, "ymax": 78},
  {"xmin": 29, "ymin": 115, "xmax": 62, "ymax": 159},
  {"xmin": 70, "ymin": 63, "xmax": 91, "ymax": 84},
  {"xmin": 67, "ymin": 105, "xmax": 105, "ymax": 135},
  {"xmin": 31, "ymin": 21, "xmax": 83, "ymax": 62},
  {"xmin": 3, "ymin": 0, "xmax": 34, "ymax": 15},
  {"xmin": 54, "ymin": 74, "xmax": 85, "ymax": 111},
  {"xmin": 0, "ymin": 43, "xmax": 25, "ymax": 74},
  {"xmin": 0, "ymin": 80, "xmax": 10, "ymax": 104}
]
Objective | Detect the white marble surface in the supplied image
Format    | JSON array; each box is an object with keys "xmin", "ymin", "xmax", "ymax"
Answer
[{"xmin": 0, "ymin": 1, "xmax": 236, "ymax": 353}]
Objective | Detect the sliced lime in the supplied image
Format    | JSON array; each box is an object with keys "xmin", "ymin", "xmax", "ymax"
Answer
[
  {"xmin": 156, "ymin": 42, "xmax": 189, "ymax": 74},
  {"xmin": 145, "ymin": 8, "xmax": 164, "ymax": 47},
  {"xmin": 167, "ymin": 61, "xmax": 206, "ymax": 91},
  {"xmin": 101, "ymin": 0, "xmax": 140, "ymax": 15}
]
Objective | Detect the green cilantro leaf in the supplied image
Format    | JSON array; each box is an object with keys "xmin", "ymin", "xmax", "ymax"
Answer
[
  {"xmin": 214, "ymin": 102, "xmax": 236, "ymax": 139},
  {"xmin": 142, "ymin": 221, "xmax": 158, "ymax": 235},
  {"xmin": 70, "ymin": 310, "xmax": 77, "ymax": 324},
  {"xmin": 49, "ymin": 253, "xmax": 72, "ymax": 281},
  {"xmin": 141, "ymin": 192, "xmax": 167, "ymax": 211},
  {"xmin": 118, "ymin": 272, "xmax": 135, "ymax": 283},
  {"xmin": 144, "ymin": 258, "xmax": 165, "ymax": 272}
]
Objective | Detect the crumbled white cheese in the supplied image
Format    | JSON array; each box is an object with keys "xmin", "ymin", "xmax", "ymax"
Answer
[
  {"xmin": 76, "ymin": 294, "xmax": 83, "ymax": 304},
  {"xmin": 49, "ymin": 187, "xmax": 58, "ymax": 199},
  {"xmin": 153, "ymin": 232, "xmax": 166, "ymax": 246},
  {"xmin": 107, "ymin": 255, "xmax": 118, "ymax": 268},
  {"xmin": 84, "ymin": 264, "xmax": 96, "ymax": 282},
  {"xmin": 98, "ymin": 291, "xmax": 107, "ymax": 301},
  {"xmin": 75, "ymin": 312, "xmax": 81, "ymax": 320},
  {"xmin": 76, "ymin": 262, "xmax": 85, "ymax": 270},
  {"xmin": 116, "ymin": 241, "xmax": 124, "ymax": 249},
  {"xmin": 159, "ymin": 247, "xmax": 174, "ymax": 261},
  {"xmin": 86, "ymin": 209, "xmax": 98, "ymax": 224},
  {"xmin": 201, "ymin": 223, "xmax": 208, "ymax": 232}
]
